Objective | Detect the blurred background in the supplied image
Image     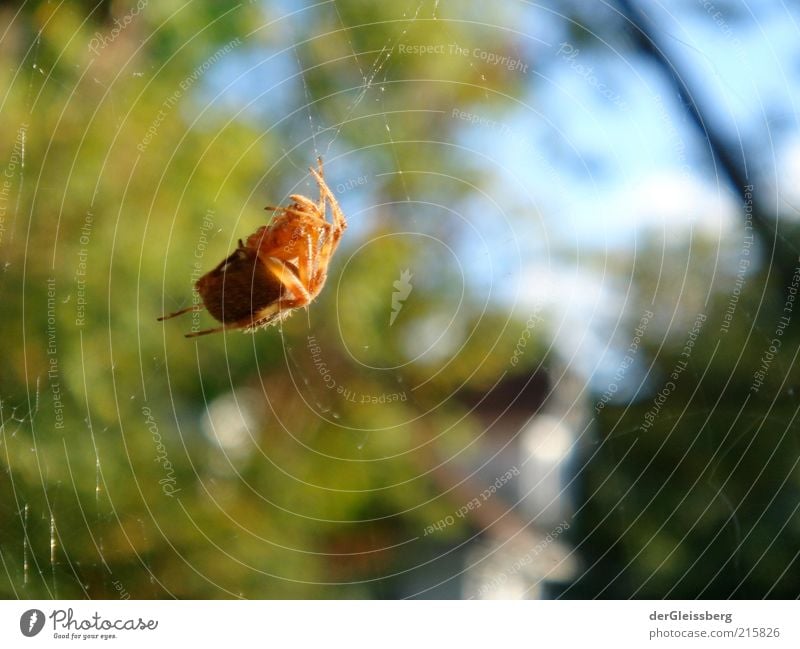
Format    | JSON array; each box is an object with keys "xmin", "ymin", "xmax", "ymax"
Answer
[{"xmin": 2, "ymin": 0, "xmax": 800, "ymax": 598}]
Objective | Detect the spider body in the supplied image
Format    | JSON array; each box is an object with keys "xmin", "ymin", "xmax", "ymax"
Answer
[{"xmin": 159, "ymin": 158, "xmax": 347, "ymax": 337}]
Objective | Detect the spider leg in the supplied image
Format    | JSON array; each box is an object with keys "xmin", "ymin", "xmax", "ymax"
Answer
[
  {"xmin": 263, "ymin": 205, "xmax": 325, "ymax": 225},
  {"xmin": 315, "ymin": 156, "xmax": 325, "ymax": 214},
  {"xmin": 278, "ymin": 207, "xmax": 323, "ymax": 221},
  {"xmin": 185, "ymin": 323, "xmax": 230, "ymax": 338},
  {"xmin": 158, "ymin": 304, "xmax": 202, "ymax": 321},
  {"xmin": 305, "ymin": 180, "xmax": 344, "ymax": 282},
  {"xmin": 277, "ymin": 231, "xmax": 323, "ymax": 298},
  {"xmin": 288, "ymin": 194, "xmax": 318, "ymax": 213},
  {"xmin": 309, "ymin": 165, "xmax": 347, "ymax": 236},
  {"xmin": 258, "ymin": 255, "xmax": 312, "ymax": 304},
  {"xmin": 328, "ymin": 199, "xmax": 347, "ymax": 246}
]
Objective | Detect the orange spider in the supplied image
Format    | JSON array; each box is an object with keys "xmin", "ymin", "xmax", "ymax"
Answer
[{"xmin": 159, "ymin": 157, "xmax": 347, "ymax": 337}]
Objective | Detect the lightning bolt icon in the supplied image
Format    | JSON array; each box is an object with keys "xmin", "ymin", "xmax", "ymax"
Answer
[{"xmin": 390, "ymin": 269, "xmax": 413, "ymax": 326}]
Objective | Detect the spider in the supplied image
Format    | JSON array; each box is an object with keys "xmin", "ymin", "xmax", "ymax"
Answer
[{"xmin": 158, "ymin": 157, "xmax": 347, "ymax": 337}]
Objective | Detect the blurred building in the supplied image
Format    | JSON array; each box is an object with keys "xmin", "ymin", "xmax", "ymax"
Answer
[{"xmin": 401, "ymin": 365, "xmax": 584, "ymax": 598}]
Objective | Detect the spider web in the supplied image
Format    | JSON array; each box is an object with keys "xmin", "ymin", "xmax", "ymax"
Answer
[
  {"xmin": 5, "ymin": 0, "xmax": 800, "ymax": 603},
  {"xmin": 279, "ymin": 0, "xmax": 429, "ymax": 420}
]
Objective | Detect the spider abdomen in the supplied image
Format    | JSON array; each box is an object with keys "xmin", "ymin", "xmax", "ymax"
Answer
[{"xmin": 196, "ymin": 248, "xmax": 287, "ymax": 324}]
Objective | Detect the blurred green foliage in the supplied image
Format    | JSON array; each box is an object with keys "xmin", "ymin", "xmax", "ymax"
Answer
[
  {"xmin": 569, "ymin": 229, "xmax": 800, "ymax": 598},
  {"xmin": 0, "ymin": 0, "xmax": 542, "ymax": 598}
]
